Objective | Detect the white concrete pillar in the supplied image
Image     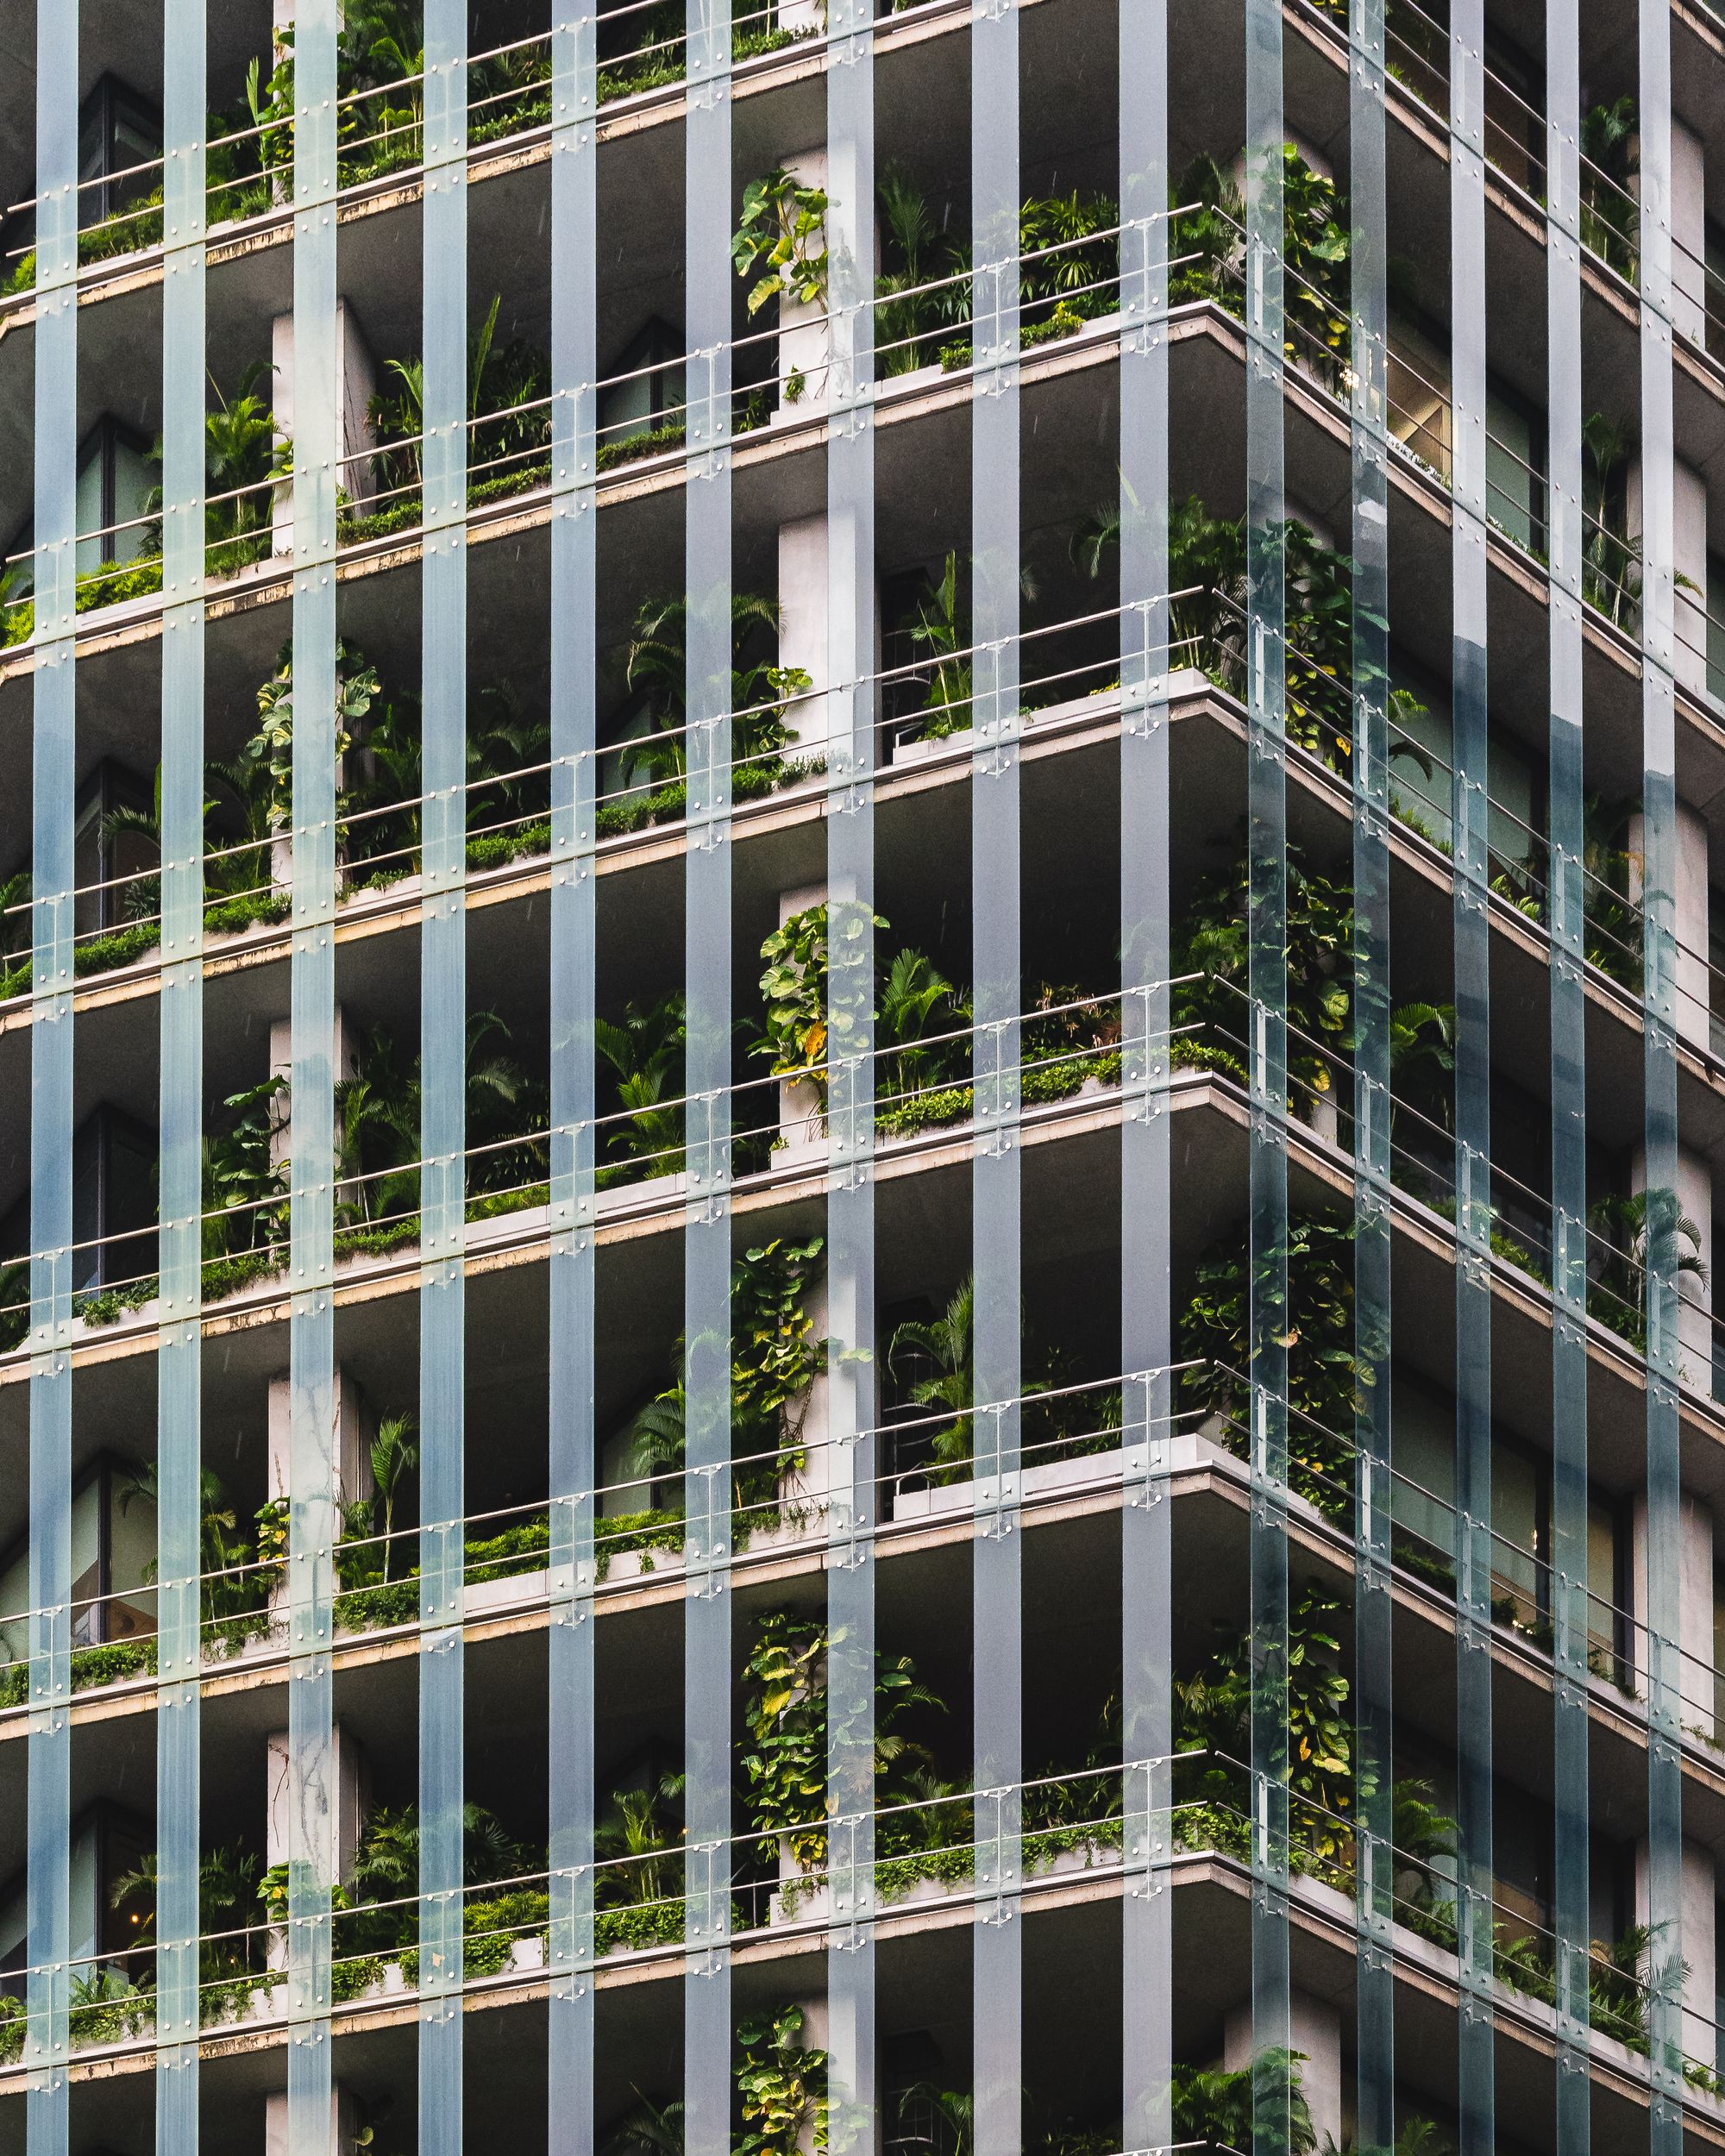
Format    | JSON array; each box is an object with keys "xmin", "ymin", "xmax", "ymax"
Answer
[
  {"xmin": 270, "ymin": 1009, "xmax": 359, "ymax": 1174},
  {"xmin": 267, "ymin": 1366, "xmax": 376, "ymax": 1512},
  {"xmin": 1232, "ymin": 135, "xmax": 1333, "ymax": 194},
  {"xmin": 778, "ymin": 0, "xmax": 824, "ymax": 28},
  {"xmin": 1630, "ymin": 456, "xmax": 1709, "ymax": 695},
  {"xmin": 1628, "ymin": 801, "xmax": 1712, "ymax": 1052},
  {"xmin": 266, "ymin": 2085, "xmax": 361, "ymax": 2156},
  {"xmin": 777, "ymin": 514, "xmax": 830, "ymax": 752},
  {"xmin": 775, "ymin": 148, "xmax": 829, "ymax": 416},
  {"xmin": 271, "ymin": 302, "xmax": 380, "ymax": 549},
  {"xmin": 1635, "ymin": 1839, "xmax": 1718, "ymax": 2069},
  {"xmin": 775, "ymin": 882, "xmax": 828, "ymax": 1163},
  {"xmin": 1673, "ymin": 119, "xmax": 1709, "ymax": 350},
  {"xmin": 266, "ymin": 1725, "xmax": 369, "ymax": 1884},
  {"xmin": 1634, "ymin": 1488, "xmax": 1716, "ymax": 1735},
  {"xmin": 1225, "ymin": 1991, "xmax": 1342, "ymax": 2154},
  {"xmin": 789, "ymin": 1996, "xmax": 830, "ymax": 2156},
  {"xmin": 1678, "ymin": 802, "xmax": 1714, "ymax": 1052},
  {"xmin": 1631, "ymin": 1140, "xmax": 1715, "ymax": 1395},
  {"xmin": 780, "ymin": 1276, "xmax": 829, "ymax": 1521}
]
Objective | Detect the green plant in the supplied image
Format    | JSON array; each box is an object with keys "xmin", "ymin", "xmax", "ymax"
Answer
[
  {"xmin": 1176, "ymin": 1583, "xmax": 1355, "ymax": 1865},
  {"xmin": 735, "ymin": 2004, "xmax": 828, "ymax": 2156},
  {"xmin": 1177, "ymin": 1212, "xmax": 1365, "ymax": 1516},
  {"xmin": 1587, "ymin": 1185, "xmax": 1708, "ymax": 1351},
  {"xmin": 203, "ymin": 1077, "xmax": 289, "ymax": 1260},
  {"xmin": 1170, "ymin": 840, "xmax": 1356, "ymax": 1108},
  {"xmin": 894, "ymin": 2085, "xmax": 974, "ymax": 2156},
  {"xmin": 599, "ymin": 2090, "xmax": 687, "ymax": 2156},
  {"xmin": 191, "ymin": 363, "xmax": 292, "ymax": 577},
  {"xmin": 731, "ymin": 1238, "xmax": 828, "ymax": 1466},
  {"xmin": 369, "ymin": 1413, "xmax": 418, "ymax": 1577},
  {"xmin": 624, "ymin": 590, "xmax": 807, "ymax": 778},
  {"xmin": 901, "ymin": 553, "xmax": 972, "ymax": 730},
  {"xmin": 888, "ymin": 1278, "xmax": 975, "ymax": 1470},
  {"xmin": 621, "ymin": 1238, "xmax": 827, "ymax": 1513},
  {"xmin": 876, "ymin": 946, "xmax": 972, "ymax": 1099},
  {"xmin": 1171, "ymin": 2050, "xmax": 1315, "ymax": 2156},
  {"xmin": 1277, "ymin": 145, "xmax": 1351, "ymax": 383},
  {"xmin": 1017, "ymin": 188, "xmax": 1121, "ymax": 331},
  {"xmin": 872, "ymin": 163, "xmax": 971, "ymax": 374},
  {"xmin": 595, "ymin": 1772, "xmax": 685, "ymax": 1916},
  {"xmin": 1579, "ymin": 96, "xmax": 1639, "ymax": 279},
  {"xmin": 754, "ymin": 901, "xmax": 887, "ymax": 1103},
  {"xmin": 732, "ymin": 169, "xmax": 830, "ymax": 317},
  {"xmin": 108, "ymin": 1840, "xmax": 265, "ymax": 1983},
  {"xmin": 365, "ymin": 295, "xmax": 552, "ymax": 504},
  {"xmin": 1580, "ymin": 412, "xmax": 1640, "ymax": 629},
  {"xmin": 236, "ymin": 639, "xmax": 380, "ymax": 837},
  {"xmin": 595, "ymin": 993, "xmax": 687, "ymax": 1174},
  {"xmin": 119, "ymin": 1462, "xmax": 281, "ymax": 1633},
  {"xmin": 1579, "ymin": 791, "xmax": 1643, "ymax": 987},
  {"xmin": 739, "ymin": 1608, "xmax": 941, "ymax": 1872}
]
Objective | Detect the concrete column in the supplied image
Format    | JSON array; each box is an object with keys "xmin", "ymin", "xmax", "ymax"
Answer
[
  {"xmin": 1673, "ymin": 119, "xmax": 1709, "ymax": 350},
  {"xmin": 267, "ymin": 1366, "xmax": 376, "ymax": 1513},
  {"xmin": 1225, "ymin": 1991, "xmax": 1342, "ymax": 2154},
  {"xmin": 1232, "ymin": 135, "xmax": 1333, "ymax": 192},
  {"xmin": 775, "ymin": 147, "xmax": 829, "ymax": 415},
  {"xmin": 1635, "ymin": 1838, "xmax": 1718, "ymax": 2069},
  {"xmin": 270, "ymin": 1008, "xmax": 359, "ymax": 1175},
  {"xmin": 780, "ymin": 1276, "xmax": 830, "ymax": 1520},
  {"xmin": 1630, "ymin": 456, "xmax": 1709, "ymax": 696},
  {"xmin": 1631, "ymin": 1140, "xmax": 1715, "ymax": 1395},
  {"xmin": 775, "ymin": 882, "xmax": 828, "ymax": 1163},
  {"xmin": 777, "ymin": 513, "xmax": 830, "ymax": 752},
  {"xmin": 266, "ymin": 2085, "xmax": 361, "ymax": 2156},
  {"xmin": 779, "ymin": 0, "xmax": 824, "ymax": 28},
  {"xmin": 1633, "ymin": 1488, "xmax": 1716, "ymax": 1736},
  {"xmin": 266, "ymin": 1724, "xmax": 369, "ymax": 1884},
  {"xmin": 790, "ymin": 1996, "xmax": 830, "ymax": 2156},
  {"xmin": 1628, "ymin": 801, "xmax": 1712, "ymax": 1052},
  {"xmin": 271, "ymin": 301, "xmax": 380, "ymax": 550}
]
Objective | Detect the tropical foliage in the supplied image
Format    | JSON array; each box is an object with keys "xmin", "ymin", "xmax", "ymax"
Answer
[
  {"xmin": 871, "ymin": 166, "xmax": 1120, "ymax": 376},
  {"xmin": 1177, "ymin": 1213, "xmax": 1369, "ymax": 1517},
  {"xmin": 733, "ymin": 169, "xmax": 830, "ymax": 318},
  {"xmin": 739, "ymin": 1608, "xmax": 943, "ymax": 1871}
]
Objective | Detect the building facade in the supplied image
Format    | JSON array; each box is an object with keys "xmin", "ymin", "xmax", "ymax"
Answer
[{"xmin": 0, "ymin": 0, "xmax": 1722, "ymax": 2153}]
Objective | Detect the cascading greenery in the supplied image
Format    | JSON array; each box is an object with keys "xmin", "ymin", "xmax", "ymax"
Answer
[
  {"xmin": 622, "ymin": 1236, "xmax": 830, "ymax": 1513},
  {"xmin": 1176, "ymin": 1212, "xmax": 1371, "ymax": 1518},
  {"xmin": 738, "ymin": 1608, "xmax": 944, "ymax": 1874}
]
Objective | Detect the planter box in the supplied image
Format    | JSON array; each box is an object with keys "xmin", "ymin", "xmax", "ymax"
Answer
[
  {"xmin": 602, "ymin": 1543, "xmax": 686, "ymax": 1587},
  {"xmin": 892, "ymin": 1445, "xmax": 1129, "ymax": 1522},
  {"xmin": 1022, "ymin": 1836, "xmax": 1118, "ymax": 1883},
  {"xmin": 596, "ymin": 1170, "xmax": 687, "ymax": 1217},
  {"xmin": 740, "ymin": 1509, "xmax": 825, "ymax": 1556},
  {"xmin": 768, "ymin": 1875, "xmax": 832, "ymax": 1927},
  {"xmin": 875, "ymin": 1865, "xmax": 969, "ymax": 1914},
  {"xmin": 342, "ymin": 871, "xmax": 422, "ymax": 910},
  {"xmin": 464, "ymin": 1566, "xmax": 549, "ymax": 1619},
  {"xmin": 892, "ymin": 726, "xmax": 974, "ymax": 768},
  {"xmin": 467, "ymin": 1201, "xmax": 549, "ymax": 1250}
]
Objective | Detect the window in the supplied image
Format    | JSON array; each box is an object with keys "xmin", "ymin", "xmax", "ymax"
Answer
[
  {"xmin": 596, "ymin": 318, "xmax": 687, "ymax": 455},
  {"xmin": 71, "ymin": 1105, "xmax": 157, "ymax": 1293},
  {"xmin": 76, "ymin": 76, "xmax": 163, "ymax": 230},
  {"xmin": 6, "ymin": 417, "xmax": 157, "ymax": 590},
  {"xmin": 1484, "ymin": 379, "xmax": 1546, "ymax": 556},
  {"xmin": 74, "ymin": 759, "xmax": 154, "ymax": 938}
]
